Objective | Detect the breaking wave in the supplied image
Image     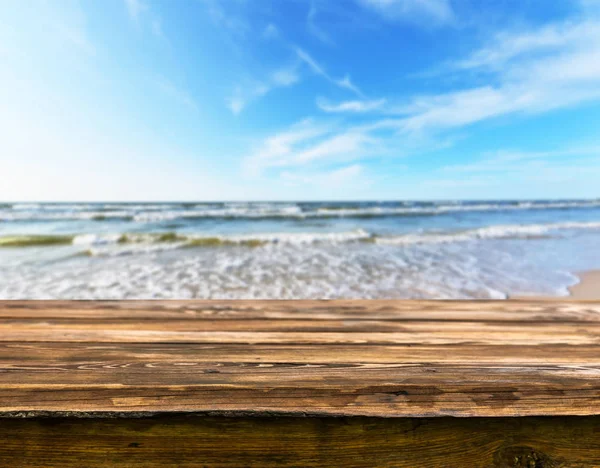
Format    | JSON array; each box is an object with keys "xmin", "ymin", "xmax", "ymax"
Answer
[{"xmin": 2, "ymin": 221, "xmax": 600, "ymax": 255}]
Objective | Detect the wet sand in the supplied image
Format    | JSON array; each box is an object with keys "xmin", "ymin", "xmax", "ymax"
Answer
[
  {"xmin": 567, "ymin": 270, "xmax": 600, "ymax": 299},
  {"xmin": 513, "ymin": 270, "xmax": 600, "ymax": 300}
]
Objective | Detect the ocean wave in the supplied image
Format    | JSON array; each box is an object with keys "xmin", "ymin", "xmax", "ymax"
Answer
[
  {"xmin": 76, "ymin": 229, "xmax": 371, "ymax": 250},
  {"xmin": 75, "ymin": 230, "xmax": 371, "ymax": 257},
  {"xmin": 375, "ymin": 222, "xmax": 600, "ymax": 245},
  {"xmin": 2, "ymin": 221, "xmax": 600, "ymax": 251},
  {"xmin": 0, "ymin": 235, "xmax": 74, "ymax": 247},
  {"xmin": 1, "ymin": 200, "xmax": 600, "ymax": 222},
  {"xmin": 0, "ymin": 211, "xmax": 134, "ymax": 221}
]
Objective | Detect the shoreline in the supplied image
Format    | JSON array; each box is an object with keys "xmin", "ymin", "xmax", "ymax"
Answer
[
  {"xmin": 567, "ymin": 270, "xmax": 600, "ymax": 300},
  {"xmin": 512, "ymin": 270, "xmax": 600, "ymax": 300}
]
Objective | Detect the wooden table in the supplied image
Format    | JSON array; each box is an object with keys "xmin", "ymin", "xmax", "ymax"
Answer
[{"xmin": 1, "ymin": 300, "xmax": 600, "ymax": 466}]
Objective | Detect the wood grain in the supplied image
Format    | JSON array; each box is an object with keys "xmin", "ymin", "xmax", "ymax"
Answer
[
  {"xmin": 2, "ymin": 415, "xmax": 600, "ymax": 467},
  {"xmin": 1, "ymin": 300, "xmax": 600, "ymax": 417}
]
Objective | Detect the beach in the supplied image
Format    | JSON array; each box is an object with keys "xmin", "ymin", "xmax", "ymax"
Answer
[
  {"xmin": 1, "ymin": 201, "xmax": 600, "ymax": 300},
  {"xmin": 512, "ymin": 270, "xmax": 600, "ymax": 300},
  {"xmin": 567, "ymin": 270, "xmax": 600, "ymax": 299}
]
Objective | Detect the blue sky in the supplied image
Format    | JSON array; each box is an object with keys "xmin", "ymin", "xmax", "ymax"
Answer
[{"xmin": 1, "ymin": 0, "xmax": 600, "ymax": 201}]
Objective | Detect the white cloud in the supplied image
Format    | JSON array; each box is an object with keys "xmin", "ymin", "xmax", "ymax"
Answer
[
  {"xmin": 378, "ymin": 17, "xmax": 600, "ymax": 136},
  {"xmin": 263, "ymin": 23, "xmax": 279, "ymax": 40},
  {"xmin": 307, "ymin": 2, "xmax": 335, "ymax": 45},
  {"xmin": 226, "ymin": 88, "xmax": 247, "ymax": 115},
  {"xmin": 242, "ymin": 119, "xmax": 380, "ymax": 176},
  {"xmin": 124, "ymin": 0, "xmax": 165, "ymax": 40},
  {"xmin": 151, "ymin": 19, "xmax": 164, "ymax": 38},
  {"xmin": 454, "ymin": 20, "xmax": 600, "ymax": 71},
  {"xmin": 272, "ymin": 67, "xmax": 300, "ymax": 86},
  {"xmin": 156, "ymin": 79, "xmax": 198, "ymax": 112},
  {"xmin": 205, "ymin": 0, "xmax": 250, "ymax": 38},
  {"xmin": 336, "ymin": 75, "xmax": 363, "ymax": 96},
  {"xmin": 292, "ymin": 132, "xmax": 372, "ymax": 164},
  {"xmin": 296, "ymin": 48, "xmax": 363, "ymax": 96},
  {"xmin": 245, "ymin": 13, "xmax": 600, "ymax": 184},
  {"xmin": 124, "ymin": 0, "xmax": 147, "ymax": 22},
  {"xmin": 296, "ymin": 47, "xmax": 327, "ymax": 76},
  {"xmin": 317, "ymin": 98, "xmax": 386, "ymax": 112},
  {"xmin": 399, "ymin": 86, "xmax": 519, "ymax": 132},
  {"xmin": 357, "ymin": 0, "xmax": 455, "ymax": 25},
  {"xmin": 243, "ymin": 120, "xmax": 332, "ymax": 174},
  {"xmin": 227, "ymin": 65, "xmax": 300, "ymax": 114}
]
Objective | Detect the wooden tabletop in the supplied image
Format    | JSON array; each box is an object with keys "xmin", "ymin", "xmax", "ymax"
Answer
[{"xmin": 1, "ymin": 300, "xmax": 599, "ymax": 418}]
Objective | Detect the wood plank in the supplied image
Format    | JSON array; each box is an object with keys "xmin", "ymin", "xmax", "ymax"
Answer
[
  {"xmin": 1, "ymin": 343, "xmax": 599, "ymax": 365},
  {"xmin": 2, "ymin": 415, "xmax": 600, "ymax": 467},
  {"xmin": 1, "ymin": 359, "xmax": 599, "ymax": 416},
  {"xmin": 0, "ymin": 300, "xmax": 599, "ymax": 417},
  {"xmin": 2, "ymin": 300, "xmax": 600, "ymax": 322},
  {"xmin": 0, "ymin": 328, "xmax": 596, "ymax": 345}
]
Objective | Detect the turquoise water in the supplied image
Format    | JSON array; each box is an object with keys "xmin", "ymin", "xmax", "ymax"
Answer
[{"xmin": 1, "ymin": 200, "xmax": 600, "ymax": 299}]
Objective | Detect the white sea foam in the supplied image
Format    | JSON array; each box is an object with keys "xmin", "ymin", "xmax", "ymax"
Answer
[
  {"xmin": 75, "ymin": 229, "xmax": 373, "ymax": 256},
  {"xmin": 85, "ymin": 242, "xmax": 184, "ymax": 258},
  {"xmin": 33, "ymin": 221, "xmax": 596, "ymax": 260},
  {"xmin": 1, "ymin": 201, "xmax": 599, "ymax": 300},
  {"xmin": 0, "ymin": 210, "xmax": 133, "ymax": 221},
  {"xmin": 1, "ymin": 233, "xmax": 593, "ymax": 300},
  {"xmin": 375, "ymin": 222, "xmax": 600, "ymax": 245},
  {"xmin": 217, "ymin": 229, "xmax": 371, "ymax": 244},
  {"xmin": 72, "ymin": 234, "xmax": 124, "ymax": 245},
  {"xmin": 10, "ymin": 203, "xmax": 41, "ymax": 210}
]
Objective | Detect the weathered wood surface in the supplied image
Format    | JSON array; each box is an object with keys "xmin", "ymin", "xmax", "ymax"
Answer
[
  {"xmin": 1, "ymin": 300, "xmax": 600, "ymax": 417},
  {"xmin": 2, "ymin": 415, "xmax": 600, "ymax": 467}
]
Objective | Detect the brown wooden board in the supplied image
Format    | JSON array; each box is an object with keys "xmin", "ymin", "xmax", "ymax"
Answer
[
  {"xmin": 0, "ymin": 300, "xmax": 599, "ymax": 417},
  {"xmin": 2, "ymin": 415, "xmax": 600, "ymax": 467}
]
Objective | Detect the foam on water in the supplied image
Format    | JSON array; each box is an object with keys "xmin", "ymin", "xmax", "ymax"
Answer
[
  {"xmin": 3, "ymin": 221, "xmax": 599, "ymax": 251},
  {"xmin": 375, "ymin": 221, "xmax": 600, "ymax": 244},
  {"xmin": 0, "ymin": 236, "xmax": 593, "ymax": 300},
  {"xmin": 1, "ymin": 201, "xmax": 600, "ymax": 299}
]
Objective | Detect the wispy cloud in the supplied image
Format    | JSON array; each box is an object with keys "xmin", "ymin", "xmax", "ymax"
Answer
[
  {"xmin": 292, "ymin": 132, "xmax": 373, "ymax": 165},
  {"xmin": 205, "ymin": 0, "xmax": 250, "ymax": 38},
  {"xmin": 226, "ymin": 85, "xmax": 263, "ymax": 115},
  {"xmin": 307, "ymin": 1, "xmax": 335, "ymax": 46},
  {"xmin": 356, "ymin": 0, "xmax": 455, "ymax": 26},
  {"xmin": 124, "ymin": 0, "xmax": 164, "ymax": 39},
  {"xmin": 226, "ymin": 93, "xmax": 246, "ymax": 115},
  {"xmin": 48, "ymin": 18, "xmax": 96, "ymax": 55},
  {"xmin": 263, "ymin": 23, "xmax": 279, "ymax": 40},
  {"xmin": 271, "ymin": 66, "xmax": 300, "ymax": 87},
  {"xmin": 376, "ymin": 16, "xmax": 600, "ymax": 136},
  {"xmin": 243, "ymin": 10, "xmax": 600, "ymax": 189},
  {"xmin": 124, "ymin": 0, "xmax": 147, "ymax": 23},
  {"xmin": 151, "ymin": 19, "xmax": 164, "ymax": 39},
  {"xmin": 243, "ymin": 120, "xmax": 332, "ymax": 174},
  {"xmin": 156, "ymin": 79, "xmax": 198, "ymax": 112},
  {"xmin": 243, "ymin": 116, "xmax": 392, "ymax": 176},
  {"xmin": 296, "ymin": 48, "xmax": 363, "ymax": 96},
  {"xmin": 454, "ymin": 20, "xmax": 600, "ymax": 71},
  {"xmin": 242, "ymin": 118, "xmax": 385, "ymax": 178},
  {"xmin": 227, "ymin": 64, "xmax": 300, "ymax": 115},
  {"xmin": 317, "ymin": 98, "xmax": 385, "ymax": 113}
]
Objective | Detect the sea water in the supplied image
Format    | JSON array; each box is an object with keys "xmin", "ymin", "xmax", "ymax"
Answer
[{"xmin": 1, "ymin": 200, "xmax": 600, "ymax": 299}]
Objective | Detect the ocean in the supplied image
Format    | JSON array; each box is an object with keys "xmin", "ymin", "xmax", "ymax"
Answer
[{"xmin": 1, "ymin": 200, "xmax": 600, "ymax": 299}]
